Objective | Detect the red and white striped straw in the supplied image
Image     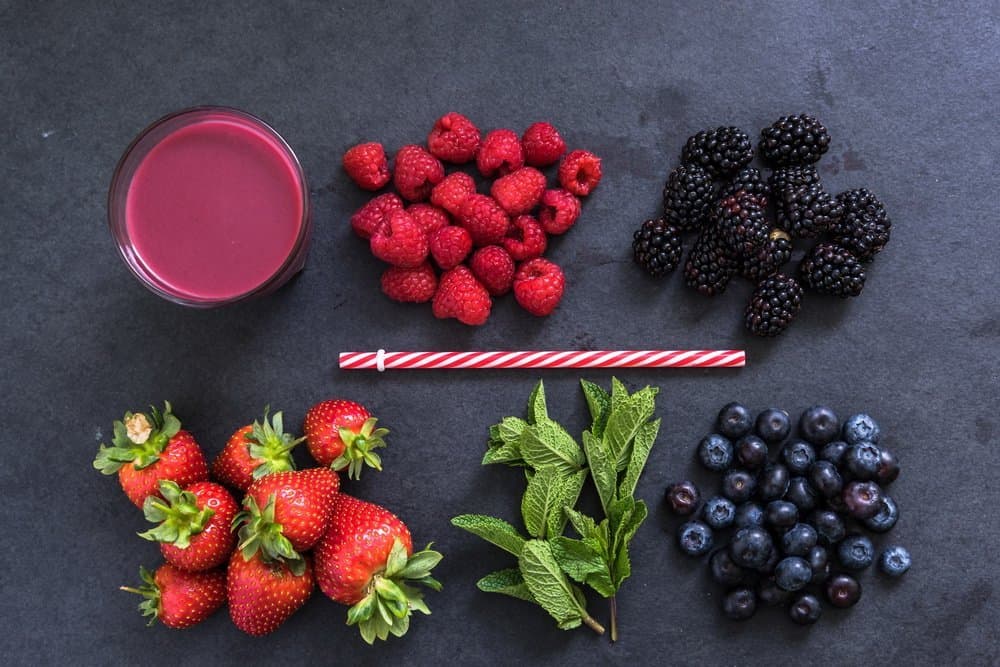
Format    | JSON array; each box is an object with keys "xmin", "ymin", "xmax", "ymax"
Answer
[{"xmin": 339, "ymin": 349, "xmax": 745, "ymax": 371}]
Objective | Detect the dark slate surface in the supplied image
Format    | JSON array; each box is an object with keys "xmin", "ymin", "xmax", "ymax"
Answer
[{"xmin": 2, "ymin": 1, "xmax": 998, "ymax": 664}]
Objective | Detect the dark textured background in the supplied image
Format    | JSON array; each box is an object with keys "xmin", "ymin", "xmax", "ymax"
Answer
[{"xmin": 2, "ymin": 1, "xmax": 998, "ymax": 664}]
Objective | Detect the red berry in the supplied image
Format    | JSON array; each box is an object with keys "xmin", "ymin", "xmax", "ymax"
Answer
[
  {"xmin": 429, "ymin": 226, "xmax": 473, "ymax": 270},
  {"xmin": 538, "ymin": 188, "xmax": 582, "ymax": 235},
  {"xmin": 476, "ymin": 129, "xmax": 524, "ymax": 178},
  {"xmin": 427, "ymin": 112, "xmax": 481, "ymax": 164},
  {"xmin": 521, "ymin": 122, "xmax": 566, "ymax": 167},
  {"xmin": 490, "ymin": 167, "xmax": 546, "ymax": 216},
  {"xmin": 381, "ymin": 262, "xmax": 438, "ymax": 303},
  {"xmin": 342, "ymin": 142, "xmax": 390, "ymax": 191},
  {"xmin": 351, "ymin": 193, "xmax": 404, "ymax": 240},
  {"xmin": 393, "ymin": 145, "xmax": 444, "ymax": 202},
  {"xmin": 407, "ymin": 203, "xmax": 450, "ymax": 236},
  {"xmin": 469, "ymin": 246, "xmax": 515, "ymax": 296},
  {"xmin": 513, "ymin": 258, "xmax": 565, "ymax": 316},
  {"xmin": 458, "ymin": 194, "xmax": 510, "ymax": 247},
  {"xmin": 430, "ymin": 172, "xmax": 476, "ymax": 217},
  {"xmin": 370, "ymin": 210, "xmax": 429, "ymax": 268},
  {"xmin": 503, "ymin": 215, "xmax": 548, "ymax": 261},
  {"xmin": 558, "ymin": 149, "xmax": 602, "ymax": 196},
  {"xmin": 432, "ymin": 265, "xmax": 492, "ymax": 326}
]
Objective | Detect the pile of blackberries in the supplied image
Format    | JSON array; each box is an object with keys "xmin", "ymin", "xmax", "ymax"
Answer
[{"xmin": 666, "ymin": 403, "xmax": 910, "ymax": 625}]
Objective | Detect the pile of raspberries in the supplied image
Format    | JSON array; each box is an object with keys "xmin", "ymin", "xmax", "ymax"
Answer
[{"xmin": 342, "ymin": 113, "xmax": 602, "ymax": 325}]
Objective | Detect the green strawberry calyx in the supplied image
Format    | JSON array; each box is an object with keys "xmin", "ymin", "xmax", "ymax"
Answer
[
  {"xmin": 137, "ymin": 480, "xmax": 214, "ymax": 548},
  {"xmin": 347, "ymin": 539, "xmax": 443, "ymax": 645},
  {"xmin": 93, "ymin": 402, "xmax": 181, "ymax": 474},
  {"xmin": 331, "ymin": 417, "xmax": 389, "ymax": 481},
  {"xmin": 232, "ymin": 493, "xmax": 307, "ymax": 576},
  {"xmin": 119, "ymin": 566, "xmax": 163, "ymax": 627},
  {"xmin": 246, "ymin": 409, "xmax": 303, "ymax": 481}
]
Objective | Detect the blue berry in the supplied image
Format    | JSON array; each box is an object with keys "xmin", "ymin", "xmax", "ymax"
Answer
[
  {"xmin": 799, "ymin": 405, "xmax": 840, "ymax": 446},
  {"xmin": 785, "ymin": 476, "xmax": 818, "ymax": 512},
  {"xmin": 807, "ymin": 545, "xmax": 831, "ymax": 583},
  {"xmin": 879, "ymin": 545, "xmax": 911, "ymax": 577},
  {"xmin": 735, "ymin": 435, "xmax": 769, "ymax": 469},
  {"xmin": 734, "ymin": 502, "xmax": 764, "ymax": 529},
  {"xmin": 755, "ymin": 408, "xmax": 791, "ymax": 444},
  {"xmin": 702, "ymin": 496, "xmax": 737, "ymax": 529},
  {"xmin": 838, "ymin": 534, "xmax": 875, "ymax": 570},
  {"xmin": 722, "ymin": 587, "xmax": 757, "ymax": 620},
  {"xmin": 775, "ymin": 556, "xmax": 812, "ymax": 591},
  {"xmin": 729, "ymin": 527, "xmax": 774, "ymax": 568},
  {"xmin": 810, "ymin": 510, "xmax": 846, "ymax": 546},
  {"xmin": 756, "ymin": 546, "xmax": 780, "ymax": 574},
  {"xmin": 698, "ymin": 434, "xmax": 734, "ymax": 471},
  {"xmin": 665, "ymin": 480, "xmax": 701, "ymax": 515},
  {"xmin": 842, "ymin": 413, "xmax": 880, "ymax": 445},
  {"xmin": 765, "ymin": 500, "xmax": 798, "ymax": 533},
  {"xmin": 677, "ymin": 521, "xmax": 714, "ymax": 556},
  {"xmin": 721, "ymin": 469, "xmax": 757, "ymax": 502},
  {"xmin": 844, "ymin": 441, "xmax": 881, "ymax": 480},
  {"xmin": 808, "ymin": 460, "xmax": 843, "ymax": 498},
  {"xmin": 757, "ymin": 577, "xmax": 791, "ymax": 606},
  {"xmin": 842, "ymin": 480, "xmax": 882, "ymax": 519},
  {"xmin": 717, "ymin": 402, "xmax": 753, "ymax": 439},
  {"xmin": 863, "ymin": 495, "xmax": 899, "ymax": 533},
  {"xmin": 825, "ymin": 573, "xmax": 862, "ymax": 608},
  {"xmin": 782, "ymin": 523, "xmax": 818, "ymax": 556},
  {"xmin": 789, "ymin": 593, "xmax": 822, "ymax": 625},
  {"xmin": 781, "ymin": 440, "xmax": 816, "ymax": 475},
  {"xmin": 757, "ymin": 463, "xmax": 790, "ymax": 501},
  {"xmin": 876, "ymin": 447, "xmax": 900, "ymax": 486},
  {"xmin": 819, "ymin": 440, "xmax": 849, "ymax": 465},
  {"xmin": 710, "ymin": 549, "xmax": 746, "ymax": 586}
]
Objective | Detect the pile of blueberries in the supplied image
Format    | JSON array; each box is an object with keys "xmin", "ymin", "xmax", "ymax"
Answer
[{"xmin": 666, "ymin": 403, "xmax": 911, "ymax": 625}]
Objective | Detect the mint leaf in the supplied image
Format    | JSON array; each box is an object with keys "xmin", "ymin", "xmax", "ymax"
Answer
[
  {"xmin": 580, "ymin": 379, "xmax": 611, "ymax": 439},
  {"xmin": 482, "ymin": 441, "xmax": 525, "ymax": 466},
  {"xmin": 526, "ymin": 381, "xmax": 548, "ymax": 424},
  {"xmin": 609, "ymin": 498, "xmax": 648, "ymax": 587},
  {"xmin": 497, "ymin": 416, "xmax": 529, "ymax": 444},
  {"xmin": 477, "ymin": 568, "xmax": 534, "ymax": 602},
  {"xmin": 451, "ymin": 514, "xmax": 527, "ymax": 556},
  {"xmin": 546, "ymin": 469, "xmax": 587, "ymax": 538},
  {"xmin": 521, "ymin": 466, "xmax": 586, "ymax": 539},
  {"xmin": 518, "ymin": 539, "xmax": 586, "ymax": 629},
  {"xmin": 618, "ymin": 418, "xmax": 660, "ymax": 499},
  {"xmin": 604, "ymin": 386, "xmax": 658, "ymax": 471},
  {"xmin": 520, "ymin": 419, "xmax": 585, "ymax": 472},
  {"xmin": 563, "ymin": 506, "xmax": 599, "ymax": 539},
  {"xmin": 551, "ymin": 536, "xmax": 616, "ymax": 598},
  {"xmin": 582, "ymin": 430, "xmax": 616, "ymax": 514}
]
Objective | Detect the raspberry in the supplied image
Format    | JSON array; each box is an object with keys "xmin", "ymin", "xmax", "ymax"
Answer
[
  {"xmin": 458, "ymin": 194, "xmax": 511, "ymax": 247},
  {"xmin": 342, "ymin": 142, "xmax": 391, "ymax": 191},
  {"xmin": 476, "ymin": 129, "xmax": 524, "ymax": 178},
  {"xmin": 521, "ymin": 122, "xmax": 566, "ymax": 167},
  {"xmin": 427, "ymin": 112, "xmax": 481, "ymax": 164},
  {"xmin": 380, "ymin": 261, "xmax": 437, "ymax": 303},
  {"xmin": 469, "ymin": 246, "xmax": 515, "ymax": 296},
  {"xmin": 513, "ymin": 258, "xmax": 565, "ymax": 316},
  {"xmin": 538, "ymin": 189, "xmax": 581, "ymax": 235},
  {"xmin": 503, "ymin": 215, "xmax": 548, "ymax": 261},
  {"xmin": 490, "ymin": 167, "xmax": 546, "ymax": 216},
  {"xmin": 350, "ymin": 193, "xmax": 404, "ymax": 239},
  {"xmin": 369, "ymin": 209, "xmax": 429, "ymax": 268},
  {"xmin": 429, "ymin": 226, "xmax": 473, "ymax": 270},
  {"xmin": 430, "ymin": 172, "xmax": 476, "ymax": 217},
  {"xmin": 407, "ymin": 203, "xmax": 450, "ymax": 236},
  {"xmin": 558, "ymin": 150, "xmax": 602, "ymax": 196},
  {"xmin": 393, "ymin": 145, "xmax": 444, "ymax": 202},
  {"xmin": 432, "ymin": 265, "xmax": 492, "ymax": 326}
]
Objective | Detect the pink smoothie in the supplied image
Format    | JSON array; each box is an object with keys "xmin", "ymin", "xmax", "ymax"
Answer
[{"xmin": 124, "ymin": 112, "xmax": 306, "ymax": 301}]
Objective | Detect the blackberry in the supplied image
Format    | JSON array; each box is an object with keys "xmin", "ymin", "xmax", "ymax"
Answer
[
  {"xmin": 716, "ymin": 193, "xmax": 769, "ymax": 258},
  {"xmin": 684, "ymin": 229, "xmax": 737, "ymax": 296},
  {"xmin": 777, "ymin": 184, "xmax": 844, "ymax": 239},
  {"xmin": 740, "ymin": 229, "xmax": 792, "ymax": 282},
  {"xmin": 681, "ymin": 126, "xmax": 754, "ymax": 177},
  {"xmin": 745, "ymin": 274, "xmax": 803, "ymax": 337},
  {"xmin": 830, "ymin": 189, "xmax": 892, "ymax": 262},
  {"xmin": 799, "ymin": 243, "xmax": 866, "ymax": 297},
  {"xmin": 767, "ymin": 165, "xmax": 819, "ymax": 199},
  {"xmin": 759, "ymin": 114, "xmax": 831, "ymax": 167},
  {"xmin": 662, "ymin": 165, "xmax": 715, "ymax": 231},
  {"xmin": 719, "ymin": 166, "xmax": 769, "ymax": 205},
  {"xmin": 632, "ymin": 218, "xmax": 683, "ymax": 277}
]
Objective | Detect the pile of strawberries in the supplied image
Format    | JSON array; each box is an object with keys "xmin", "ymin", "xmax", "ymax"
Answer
[
  {"xmin": 342, "ymin": 113, "xmax": 602, "ymax": 325},
  {"xmin": 94, "ymin": 401, "xmax": 440, "ymax": 644}
]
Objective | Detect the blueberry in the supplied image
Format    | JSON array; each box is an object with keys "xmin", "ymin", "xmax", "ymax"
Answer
[
  {"xmin": 721, "ymin": 469, "xmax": 757, "ymax": 503},
  {"xmin": 677, "ymin": 521, "xmax": 714, "ymax": 556},
  {"xmin": 838, "ymin": 534, "xmax": 875, "ymax": 570},
  {"xmin": 842, "ymin": 413, "xmax": 880, "ymax": 445},
  {"xmin": 665, "ymin": 481, "xmax": 701, "ymax": 515},
  {"xmin": 775, "ymin": 556, "xmax": 813, "ymax": 591},
  {"xmin": 819, "ymin": 440, "xmax": 849, "ymax": 466},
  {"xmin": 842, "ymin": 480, "xmax": 883, "ymax": 519},
  {"xmin": 810, "ymin": 510, "xmax": 846, "ymax": 546},
  {"xmin": 717, "ymin": 402, "xmax": 753, "ymax": 439},
  {"xmin": 710, "ymin": 549, "xmax": 747, "ymax": 586},
  {"xmin": 807, "ymin": 545, "xmax": 831, "ymax": 583},
  {"xmin": 765, "ymin": 500, "xmax": 799, "ymax": 533},
  {"xmin": 808, "ymin": 460, "xmax": 843, "ymax": 498},
  {"xmin": 729, "ymin": 527, "xmax": 774, "ymax": 568},
  {"xmin": 879, "ymin": 545, "xmax": 912, "ymax": 577},
  {"xmin": 785, "ymin": 476, "xmax": 818, "ymax": 512},
  {"xmin": 702, "ymin": 496, "xmax": 737, "ymax": 529},
  {"xmin": 697, "ymin": 434, "xmax": 734, "ymax": 471},
  {"xmin": 825, "ymin": 492, "xmax": 848, "ymax": 514},
  {"xmin": 825, "ymin": 573, "xmax": 862, "ymax": 608},
  {"xmin": 757, "ymin": 463, "xmax": 790, "ymax": 501},
  {"xmin": 756, "ymin": 545, "xmax": 781, "ymax": 574},
  {"xmin": 735, "ymin": 435, "xmax": 769, "ymax": 469},
  {"xmin": 789, "ymin": 593, "xmax": 823, "ymax": 625},
  {"xmin": 876, "ymin": 447, "xmax": 900, "ymax": 486},
  {"xmin": 757, "ymin": 577, "xmax": 792, "ymax": 606},
  {"xmin": 722, "ymin": 587, "xmax": 757, "ymax": 620},
  {"xmin": 734, "ymin": 502, "xmax": 765, "ymax": 529},
  {"xmin": 799, "ymin": 405, "xmax": 840, "ymax": 446},
  {"xmin": 781, "ymin": 440, "xmax": 816, "ymax": 475},
  {"xmin": 863, "ymin": 495, "xmax": 899, "ymax": 533},
  {"xmin": 782, "ymin": 523, "xmax": 818, "ymax": 556},
  {"xmin": 844, "ymin": 441, "xmax": 882, "ymax": 480},
  {"xmin": 755, "ymin": 408, "xmax": 791, "ymax": 444}
]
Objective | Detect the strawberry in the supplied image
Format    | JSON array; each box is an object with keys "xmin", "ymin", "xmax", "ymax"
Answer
[
  {"xmin": 314, "ymin": 494, "xmax": 442, "ymax": 644},
  {"xmin": 120, "ymin": 564, "xmax": 225, "ymax": 629},
  {"xmin": 303, "ymin": 399, "xmax": 389, "ymax": 479},
  {"xmin": 93, "ymin": 402, "xmax": 208, "ymax": 508},
  {"xmin": 234, "ymin": 468, "xmax": 339, "ymax": 567},
  {"xmin": 227, "ymin": 551, "xmax": 314, "ymax": 636},
  {"xmin": 138, "ymin": 480, "xmax": 238, "ymax": 572},
  {"xmin": 211, "ymin": 410, "xmax": 302, "ymax": 492}
]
